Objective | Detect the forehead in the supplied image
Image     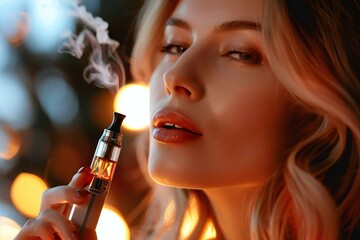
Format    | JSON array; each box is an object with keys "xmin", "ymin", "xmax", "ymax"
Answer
[{"xmin": 171, "ymin": 0, "xmax": 263, "ymax": 26}]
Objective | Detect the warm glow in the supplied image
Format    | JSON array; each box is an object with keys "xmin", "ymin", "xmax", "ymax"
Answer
[
  {"xmin": 7, "ymin": 12, "xmax": 28, "ymax": 45},
  {"xmin": 201, "ymin": 219, "xmax": 217, "ymax": 239},
  {"xmin": 0, "ymin": 216, "xmax": 21, "ymax": 240},
  {"xmin": 114, "ymin": 84, "xmax": 150, "ymax": 131},
  {"xmin": 179, "ymin": 196, "xmax": 217, "ymax": 239},
  {"xmin": 96, "ymin": 204, "xmax": 130, "ymax": 240},
  {"xmin": 164, "ymin": 200, "xmax": 176, "ymax": 227},
  {"xmin": 10, "ymin": 173, "xmax": 48, "ymax": 217},
  {"xmin": 0, "ymin": 125, "xmax": 21, "ymax": 160},
  {"xmin": 180, "ymin": 195, "xmax": 200, "ymax": 239}
]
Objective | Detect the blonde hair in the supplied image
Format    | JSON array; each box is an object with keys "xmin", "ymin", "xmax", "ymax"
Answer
[{"xmin": 130, "ymin": 0, "xmax": 360, "ymax": 239}]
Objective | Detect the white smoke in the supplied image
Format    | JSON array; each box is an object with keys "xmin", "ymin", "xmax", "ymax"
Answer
[{"xmin": 58, "ymin": 0, "xmax": 125, "ymax": 94}]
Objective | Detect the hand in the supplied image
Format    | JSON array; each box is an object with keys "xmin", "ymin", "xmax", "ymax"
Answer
[{"xmin": 14, "ymin": 167, "xmax": 98, "ymax": 240}]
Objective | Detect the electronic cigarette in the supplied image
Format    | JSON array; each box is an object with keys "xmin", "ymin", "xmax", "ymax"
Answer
[{"xmin": 69, "ymin": 112, "xmax": 126, "ymax": 235}]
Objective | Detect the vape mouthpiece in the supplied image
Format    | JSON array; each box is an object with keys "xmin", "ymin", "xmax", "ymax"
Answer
[
  {"xmin": 107, "ymin": 112, "xmax": 126, "ymax": 133},
  {"xmin": 101, "ymin": 112, "xmax": 126, "ymax": 146}
]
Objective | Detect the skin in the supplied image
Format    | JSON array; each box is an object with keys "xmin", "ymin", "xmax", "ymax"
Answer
[{"xmin": 149, "ymin": 0, "xmax": 296, "ymax": 238}]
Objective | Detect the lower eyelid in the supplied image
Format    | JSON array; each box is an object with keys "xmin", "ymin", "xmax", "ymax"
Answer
[{"xmin": 223, "ymin": 51, "xmax": 263, "ymax": 65}]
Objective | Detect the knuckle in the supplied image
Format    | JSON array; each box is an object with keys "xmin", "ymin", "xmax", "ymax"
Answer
[
  {"xmin": 23, "ymin": 218, "xmax": 37, "ymax": 228},
  {"xmin": 38, "ymin": 208, "xmax": 53, "ymax": 218},
  {"xmin": 41, "ymin": 188, "xmax": 51, "ymax": 200},
  {"xmin": 42, "ymin": 186, "xmax": 68, "ymax": 202},
  {"xmin": 22, "ymin": 217, "xmax": 53, "ymax": 233}
]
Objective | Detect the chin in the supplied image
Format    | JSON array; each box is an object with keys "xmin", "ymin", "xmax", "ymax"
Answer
[
  {"xmin": 149, "ymin": 167, "xmax": 204, "ymax": 189},
  {"xmin": 148, "ymin": 166, "xmax": 227, "ymax": 189},
  {"xmin": 149, "ymin": 163, "xmax": 271, "ymax": 190}
]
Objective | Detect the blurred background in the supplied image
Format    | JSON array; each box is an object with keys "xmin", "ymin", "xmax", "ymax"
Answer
[{"xmin": 0, "ymin": 0, "xmax": 150, "ymax": 239}]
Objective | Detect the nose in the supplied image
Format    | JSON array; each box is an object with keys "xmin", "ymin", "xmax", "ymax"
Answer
[{"xmin": 163, "ymin": 50, "xmax": 205, "ymax": 101}]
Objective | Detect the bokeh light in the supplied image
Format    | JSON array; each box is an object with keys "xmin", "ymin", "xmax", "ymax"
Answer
[
  {"xmin": 178, "ymin": 195, "xmax": 216, "ymax": 239},
  {"xmin": 0, "ymin": 38, "xmax": 16, "ymax": 71},
  {"xmin": 0, "ymin": 216, "xmax": 21, "ymax": 240},
  {"xmin": 164, "ymin": 200, "xmax": 176, "ymax": 227},
  {"xmin": 0, "ymin": 0, "xmax": 26, "ymax": 39},
  {"xmin": 6, "ymin": 12, "xmax": 28, "ymax": 46},
  {"xmin": 10, "ymin": 173, "xmax": 48, "ymax": 217},
  {"xmin": 202, "ymin": 219, "xmax": 217, "ymax": 239},
  {"xmin": 25, "ymin": 0, "xmax": 75, "ymax": 54},
  {"xmin": 35, "ymin": 69, "xmax": 79, "ymax": 126},
  {"xmin": 96, "ymin": 204, "xmax": 130, "ymax": 240},
  {"xmin": 0, "ymin": 201, "xmax": 25, "ymax": 227},
  {"xmin": 114, "ymin": 84, "xmax": 150, "ymax": 131},
  {"xmin": 180, "ymin": 195, "xmax": 200, "ymax": 239},
  {"xmin": 0, "ymin": 124, "xmax": 21, "ymax": 161},
  {"xmin": 0, "ymin": 73, "xmax": 34, "ymax": 129}
]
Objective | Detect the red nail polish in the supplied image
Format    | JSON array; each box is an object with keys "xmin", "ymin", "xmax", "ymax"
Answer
[
  {"xmin": 75, "ymin": 189, "xmax": 90, "ymax": 198},
  {"xmin": 77, "ymin": 166, "xmax": 91, "ymax": 174},
  {"xmin": 83, "ymin": 173, "xmax": 93, "ymax": 187}
]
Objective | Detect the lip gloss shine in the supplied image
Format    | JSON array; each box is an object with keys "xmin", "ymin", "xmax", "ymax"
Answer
[{"xmin": 68, "ymin": 112, "xmax": 126, "ymax": 236}]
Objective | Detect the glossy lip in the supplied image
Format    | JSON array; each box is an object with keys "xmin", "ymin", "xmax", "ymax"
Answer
[{"xmin": 152, "ymin": 109, "xmax": 203, "ymax": 143}]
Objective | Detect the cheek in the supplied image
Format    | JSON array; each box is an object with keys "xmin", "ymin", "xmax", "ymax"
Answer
[
  {"xmin": 210, "ymin": 81, "xmax": 291, "ymax": 186},
  {"xmin": 203, "ymin": 81, "xmax": 292, "ymax": 183},
  {"xmin": 209, "ymin": 68, "xmax": 287, "ymax": 136},
  {"xmin": 147, "ymin": 64, "xmax": 292, "ymax": 188}
]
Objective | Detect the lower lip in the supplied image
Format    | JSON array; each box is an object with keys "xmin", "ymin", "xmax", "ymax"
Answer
[{"xmin": 152, "ymin": 128, "xmax": 202, "ymax": 143}]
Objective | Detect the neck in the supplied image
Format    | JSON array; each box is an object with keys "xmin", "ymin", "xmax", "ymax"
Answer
[{"xmin": 204, "ymin": 185, "xmax": 260, "ymax": 240}]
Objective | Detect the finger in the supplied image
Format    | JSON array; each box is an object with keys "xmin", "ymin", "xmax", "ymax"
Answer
[
  {"xmin": 40, "ymin": 186, "xmax": 90, "ymax": 212},
  {"xmin": 15, "ymin": 218, "xmax": 56, "ymax": 240},
  {"xmin": 69, "ymin": 166, "xmax": 93, "ymax": 188},
  {"xmin": 53, "ymin": 202, "xmax": 74, "ymax": 217},
  {"xmin": 38, "ymin": 208, "xmax": 80, "ymax": 240}
]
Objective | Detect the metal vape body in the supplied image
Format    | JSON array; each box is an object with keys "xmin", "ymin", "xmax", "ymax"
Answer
[{"xmin": 69, "ymin": 112, "xmax": 125, "ymax": 235}]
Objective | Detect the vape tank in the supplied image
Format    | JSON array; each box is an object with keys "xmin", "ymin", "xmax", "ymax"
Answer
[{"xmin": 69, "ymin": 112, "xmax": 126, "ymax": 235}]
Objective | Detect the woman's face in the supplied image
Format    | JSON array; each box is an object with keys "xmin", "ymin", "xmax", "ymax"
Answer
[{"xmin": 149, "ymin": 0, "xmax": 294, "ymax": 188}]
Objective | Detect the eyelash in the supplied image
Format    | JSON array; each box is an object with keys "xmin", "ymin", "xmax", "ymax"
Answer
[
  {"xmin": 223, "ymin": 48, "xmax": 262, "ymax": 65},
  {"xmin": 159, "ymin": 43, "xmax": 262, "ymax": 65},
  {"xmin": 159, "ymin": 43, "xmax": 188, "ymax": 55}
]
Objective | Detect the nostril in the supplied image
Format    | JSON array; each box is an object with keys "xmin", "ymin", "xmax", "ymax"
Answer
[{"xmin": 174, "ymin": 86, "xmax": 192, "ymax": 96}]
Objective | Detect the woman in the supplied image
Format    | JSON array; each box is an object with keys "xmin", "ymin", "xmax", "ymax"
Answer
[{"xmin": 15, "ymin": 0, "xmax": 360, "ymax": 239}]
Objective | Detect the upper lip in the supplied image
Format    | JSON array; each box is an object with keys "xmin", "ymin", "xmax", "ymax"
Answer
[{"xmin": 152, "ymin": 109, "xmax": 203, "ymax": 135}]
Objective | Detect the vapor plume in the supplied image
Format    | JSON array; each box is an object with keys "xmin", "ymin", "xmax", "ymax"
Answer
[{"xmin": 58, "ymin": 0, "xmax": 125, "ymax": 94}]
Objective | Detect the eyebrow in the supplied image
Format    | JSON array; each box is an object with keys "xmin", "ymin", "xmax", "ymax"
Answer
[{"xmin": 165, "ymin": 18, "xmax": 261, "ymax": 32}]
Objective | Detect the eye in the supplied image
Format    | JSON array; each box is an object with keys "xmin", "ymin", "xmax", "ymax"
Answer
[
  {"xmin": 225, "ymin": 48, "xmax": 262, "ymax": 65},
  {"xmin": 159, "ymin": 43, "xmax": 188, "ymax": 55}
]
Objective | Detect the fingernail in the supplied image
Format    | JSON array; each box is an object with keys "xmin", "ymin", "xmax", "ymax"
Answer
[
  {"xmin": 75, "ymin": 189, "xmax": 90, "ymax": 198},
  {"xmin": 53, "ymin": 232, "xmax": 62, "ymax": 240},
  {"xmin": 83, "ymin": 173, "xmax": 93, "ymax": 187},
  {"xmin": 72, "ymin": 230, "xmax": 81, "ymax": 240},
  {"xmin": 77, "ymin": 166, "xmax": 91, "ymax": 174}
]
